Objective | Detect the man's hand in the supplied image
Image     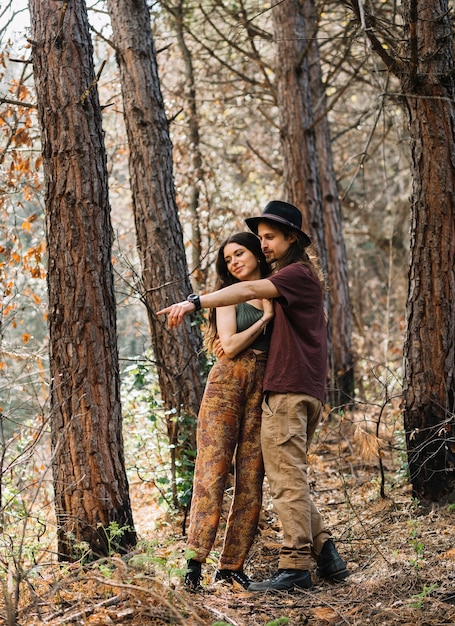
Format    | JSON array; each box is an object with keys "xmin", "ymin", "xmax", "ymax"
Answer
[{"xmin": 157, "ymin": 300, "xmax": 195, "ymax": 328}]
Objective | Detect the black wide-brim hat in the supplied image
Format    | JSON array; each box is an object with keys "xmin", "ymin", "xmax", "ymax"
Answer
[{"xmin": 245, "ymin": 200, "xmax": 311, "ymax": 248}]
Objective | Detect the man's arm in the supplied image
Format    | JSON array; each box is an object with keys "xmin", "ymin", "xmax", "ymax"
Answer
[{"xmin": 157, "ymin": 278, "xmax": 280, "ymax": 328}]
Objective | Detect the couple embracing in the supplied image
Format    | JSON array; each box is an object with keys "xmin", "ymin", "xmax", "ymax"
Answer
[{"xmin": 158, "ymin": 201, "xmax": 349, "ymax": 592}]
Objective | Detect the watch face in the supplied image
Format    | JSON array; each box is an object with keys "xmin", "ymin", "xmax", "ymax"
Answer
[{"xmin": 187, "ymin": 294, "xmax": 200, "ymax": 310}]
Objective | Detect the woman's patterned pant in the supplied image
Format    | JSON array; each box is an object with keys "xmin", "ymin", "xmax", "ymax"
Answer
[{"xmin": 186, "ymin": 349, "xmax": 267, "ymax": 571}]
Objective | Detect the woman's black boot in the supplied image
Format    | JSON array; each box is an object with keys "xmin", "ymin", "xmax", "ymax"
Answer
[{"xmin": 184, "ymin": 559, "xmax": 202, "ymax": 591}]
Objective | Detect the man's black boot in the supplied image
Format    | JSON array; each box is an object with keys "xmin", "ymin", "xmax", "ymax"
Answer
[
  {"xmin": 184, "ymin": 559, "xmax": 202, "ymax": 591},
  {"xmin": 315, "ymin": 539, "xmax": 349, "ymax": 582},
  {"xmin": 214, "ymin": 569, "xmax": 251, "ymax": 590},
  {"xmin": 248, "ymin": 568, "xmax": 312, "ymax": 592}
]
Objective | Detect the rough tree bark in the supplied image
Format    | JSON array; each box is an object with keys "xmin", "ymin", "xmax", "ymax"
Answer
[
  {"xmin": 348, "ymin": 0, "xmax": 455, "ymax": 501},
  {"xmin": 303, "ymin": 0, "xmax": 354, "ymax": 407},
  {"xmin": 29, "ymin": 0, "xmax": 136, "ymax": 558},
  {"xmin": 272, "ymin": 0, "xmax": 327, "ymax": 268},
  {"xmin": 106, "ymin": 0, "xmax": 205, "ymax": 506},
  {"xmin": 272, "ymin": 0, "xmax": 354, "ymax": 408},
  {"xmin": 401, "ymin": 0, "xmax": 455, "ymax": 501}
]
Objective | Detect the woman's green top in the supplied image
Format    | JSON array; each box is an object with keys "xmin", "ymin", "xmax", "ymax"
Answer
[{"xmin": 235, "ymin": 302, "xmax": 272, "ymax": 353}]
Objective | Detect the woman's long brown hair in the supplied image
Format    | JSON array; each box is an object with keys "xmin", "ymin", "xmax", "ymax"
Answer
[{"xmin": 204, "ymin": 232, "xmax": 269, "ymax": 352}]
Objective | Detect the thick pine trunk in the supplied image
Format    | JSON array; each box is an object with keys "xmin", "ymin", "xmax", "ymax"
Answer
[
  {"xmin": 273, "ymin": 0, "xmax": 354, "ymax": 407},
  {"xmin": 272, "ymin": 0, "xmax": 327, "ymax": 269},
  {"xmin": 402, "ymin": 0, "xmax": 455, "ymax": 502},
  {"xmin": 303, "ymin": 0, "xmax": 354, "ymax": 407},
  {"xmin": 29, "ymin": 0, "xmax": 136, "ymax": 558},
  {"xmin": 106, "ymin": 0, "xmax": 205, "ymax": 505}
]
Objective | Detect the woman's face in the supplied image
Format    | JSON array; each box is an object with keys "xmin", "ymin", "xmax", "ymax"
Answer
[{"xmin": 223, "ymin": 242, "xmax": 261, "ymax": 282}]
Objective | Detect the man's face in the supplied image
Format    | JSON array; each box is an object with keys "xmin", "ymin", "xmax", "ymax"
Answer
[{"xmin": 257, "ymin": 222, "xmax": 295, "ymax": 263}]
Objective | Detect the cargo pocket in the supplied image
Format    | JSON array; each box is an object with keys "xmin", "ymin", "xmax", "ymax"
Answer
[{"xmin": 263, "ymin": 393, "xmax": 300, "ymax": 446}]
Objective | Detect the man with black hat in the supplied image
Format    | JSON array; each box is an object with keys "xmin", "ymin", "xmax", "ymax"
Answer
[{"xmin": 158, "ymin": 200, "xmax": 349, "ymax": 591}]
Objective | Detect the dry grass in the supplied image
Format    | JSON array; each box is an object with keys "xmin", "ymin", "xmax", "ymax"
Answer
[{"xmin": 7, "ymin": 409, "xmax": 455, "ymax": 625}]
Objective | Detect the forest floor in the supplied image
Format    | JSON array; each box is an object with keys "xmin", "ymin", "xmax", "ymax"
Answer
[{"xmin": 13, "ymin": 409, "xmax": 455, "ymax": 626}]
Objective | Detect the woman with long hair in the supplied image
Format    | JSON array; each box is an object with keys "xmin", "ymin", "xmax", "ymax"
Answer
[{"xmin": 185, "ymin": 232, "xmax": 273, "ymax": 591}]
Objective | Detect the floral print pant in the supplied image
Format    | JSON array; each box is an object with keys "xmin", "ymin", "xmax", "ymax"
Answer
[{"xmin": 186, "ymin": 349, "xmax": 266, "ymax": 571}]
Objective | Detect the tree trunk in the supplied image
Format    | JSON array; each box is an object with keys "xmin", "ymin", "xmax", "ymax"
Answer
[
  {"xmin": 106, "ymin": 0, "xmax": 205, "ymax": 506},
  {"xmin": 401, "ymin": 0, "xmax": 455, "ymax": 502},
  {"xmin": 29, "ymin": 0, "xmax": 136, "ymax": 559},
  {"xmin": 347, "ymin": 0, "xmax": 455, "ymax": 501},
  {"xmin": 172, "ymin": 0, "xmax": 205, "ymax": 292},
  {"xmin": 272, "ymin": 0, "xmax": 327, "ymax": 272},
  {"xmin": 272, "ymin": 0, "xmax": 354, "ymax": 408},
  {"xmin": 304, "ymin": 0, "xmax": 354, "ymax": 408}
]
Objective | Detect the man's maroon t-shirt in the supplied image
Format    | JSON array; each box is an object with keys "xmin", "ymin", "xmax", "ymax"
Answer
[{"xmin": 264, "ymin": 263, "xmax": 328, "ymax": 403}]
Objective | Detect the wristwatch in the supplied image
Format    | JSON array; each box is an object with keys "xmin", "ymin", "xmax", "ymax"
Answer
[{"xmin": 187, "ymin": 293, "xmax": 202, "ymax": 311}]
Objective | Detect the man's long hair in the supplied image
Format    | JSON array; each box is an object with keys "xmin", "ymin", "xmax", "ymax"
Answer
[{"xmin": 266, "ymin": 220, "xmax": 326, "ymax": 292}]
